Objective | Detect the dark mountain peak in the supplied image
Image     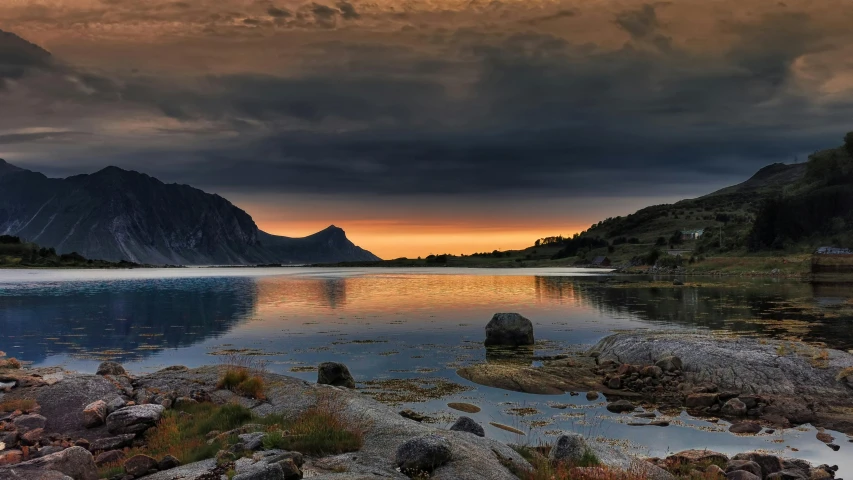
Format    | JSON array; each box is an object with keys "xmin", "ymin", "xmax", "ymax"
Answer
[
  {"xmin": 0, "ymin": 28, "xmax": 52, "ymax": 69},
  {"xmin": 0, "ymin": 158, "xmax": 24, "ymax": 176}
]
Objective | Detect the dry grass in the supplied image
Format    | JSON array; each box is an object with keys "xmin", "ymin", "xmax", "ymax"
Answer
[
  {"xmin": 0, "ymin": 399, "xmax": 37, "ymax": 413},
  {"xmin": 261, "ymin": 393, "xmax": 365, "ymax": 455},
  {"xmin": 216, "ymin": 354, "xmax": 268, "ymax": 400}
]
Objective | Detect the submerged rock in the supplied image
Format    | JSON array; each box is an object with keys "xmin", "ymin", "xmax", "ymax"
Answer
[
  {"xmin": 317, "ymin": 362, "xmax": 355, "ymax": 389},
  {"xmin": 484, "ymin": 313, "xmax": 534, "ymax": 347}
]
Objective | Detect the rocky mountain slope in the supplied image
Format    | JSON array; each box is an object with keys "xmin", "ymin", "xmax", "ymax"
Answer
[{"xmin": 0, "ymin": 160, "xmax": 380, "ymax": 265}]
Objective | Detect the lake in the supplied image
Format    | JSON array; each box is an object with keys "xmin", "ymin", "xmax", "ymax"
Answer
[{"xmin": 1, "ymin": 267, "xmax": 851, "ymax": 473}]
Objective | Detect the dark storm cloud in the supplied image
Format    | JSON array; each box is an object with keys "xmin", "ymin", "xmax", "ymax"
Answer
[
  {"xmin": 267, "ymin": 6, "xmax": 292, "ymax": 18},
  {"xmin": 3, "ymin": 6, "xmax": 852, "ymax": 200},
  {"xmin": 337, "ymin": 1, "xmax": 360, "ymax": 20}
]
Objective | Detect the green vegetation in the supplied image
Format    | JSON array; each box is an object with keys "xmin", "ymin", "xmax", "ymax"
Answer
[
  {"xmin": 217, "ymin": 367, "xmax": 267, "ymax": 400},
  {"xmin": 98, "ymin": 398, "xmax": 364, "ymax": 478},
  {"xmin": 0, "ymin": 235, "xmax": 141, "ymax": 268}
]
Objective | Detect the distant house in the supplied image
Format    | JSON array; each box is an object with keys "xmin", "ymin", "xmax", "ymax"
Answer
[
  {"xmin": 681, "ymin": 229, "xmax": 705, "ymax": 240},
  {"xmin": 816, "ymin": 246, "xmax": 853, "ymax": 255},
  {"xmin": 591, "ymin": 256, "xmax": 611, "ymax": 267}
]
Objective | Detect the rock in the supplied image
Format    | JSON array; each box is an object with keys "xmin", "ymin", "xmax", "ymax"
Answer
[
  {"xmin": 815, "ymin": 432, "xmax": 833, "ymax": 443},
  {"xmin": 395, "ymin": 434, "xmax": 452, "ymax": 474},
  {"xmin": 124, "ymin": 454, "xmax": 158, "ymax": 477},
  {"xmin": 0, "ymin": 449, "xmax": 23, "ymax": 466},
  {"xmin": 586, "ymin": 391, "xmax": 600, "ymax": 401},
  {"xmin": 731, "ymin": 453, "xmax": 783, "ymax": 477},
  {"xmin": 655, "ymin": 356, "xmax": 683, "ymax": 372},
  {"xmin": 88, "ymin": 434, "xmax": 135, "ymax": 452},
  {"xmin": 449, "ymin": 417, "xmax": 485, "ymax": 437},
  {"xmin": 94, "ymin": 450, "xmax": 125, "ymax": 467},
  {"xmin": 766, "ymin": 471, "xmax": 808, "ymax": 480},
  {"xmin": 0, "ymin": 446, "xmax": 97, "ymax": 480},
  {"xmin": 106, "ymin": 405, "xmax": 164, "ymax": 435},
  {"xmin": 666, "ymin": 450, "xmax": 729, "ymax": 467},
  {"xmin": 0, "ymin": 469, "xmax": 74, "ymax": 480},
  {"xmin": 726, "ymin": 471, "xmax": 760, "ymax": 480},
  {"xmin": 722, "ymin": 398, "xmax": 747, "ymax": 417},
  {"xmin": 237, "ymin": 432, "xmax": 266, "ymax": 451},
  {"xmin": 96, "ymin": 362, "xmax": 127, "ymax": 377},
  {"xmin": 316, "ymin": 362, "xmax": 355, "ymax": 389},
  {"xmin": 641, "ymin": 366, "xmax": 663, "ymax": 379},
  {"xmin": 447, "ymin": 402, "xmax": 481, "ymax": 414},
  {"xmin": 400, "ymin": 410, "xmax": 428, "ymax": 422},
  {"xmin": 685, "ymin": 393, "xmax": 718, "ymax": 409},
  {"xmin": 826, "ymin": 443, "xmax": 840, "ymax": 451},
  {"xmin": 673, "ymin": 280, "xmax": 684, "ymax": 286},
  {"xmin": 548, "ymin": 434, "xmax": 588, "ymax": 464},
  {"xmin": 277, "ymin": 458, "xmax": 301, "ymax": 480},
  {"xmin": 158, "ymin": 455, "xmax": 180, "ymax": 470},
  {"xmin": 706, "ymin": 465, "xmax": 726, "ymax": 477},
  {"xmin": 607, "ymin": 377, "xmax": 621, "ymax": 389},
  {"xmin": 82, "ymin": 401, "xmax": 107, "ymax": 429},
  {"xmin": 606, "ymin": 400, "xmax": 635, "ymax": 413},
  {"xmin": 13, "ymin": 413, "xmax": 47, "ymax": 433},
  {"xmin": 105, "ymin": 397, "xmax": 126, "ymax": 415},
  {"xmin": 233, "ymin": 462, "xmax": 285, "ymax": 480},
  {"xmin": 483, "ymin": 313, "xmax": 534, "ymax": 347},
  {"xmin": 20, "ymin": 428, "xmax": 44, "ymax": 446},
  {"xmin": 726, "ymin": 460, "xmax": 763, "ymax": 478},
  {"xmin": 729, "ymin": 422, "xmax": 762, "ymax": 434},
  {"xmin": 259, "ymin": 451, "xmax": 303, "ymax": 468},
  {"xmin": 0, "ymin": 431, "xmax": 18, "ymax": 449}
]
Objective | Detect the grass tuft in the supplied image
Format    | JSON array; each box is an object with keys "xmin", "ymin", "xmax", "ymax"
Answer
[
  {"xmin": 260, "ymin": 394, "xmax": 364, "ymax": 455},
  {"xmin": 0, "ymin": 399, "xmax": 37, "ymax": 413}
]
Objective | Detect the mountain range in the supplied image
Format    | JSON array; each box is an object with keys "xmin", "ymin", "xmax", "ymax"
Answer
[{"xmin": 0, "ymin": 160, "xmax": 380, "ymax": 265}]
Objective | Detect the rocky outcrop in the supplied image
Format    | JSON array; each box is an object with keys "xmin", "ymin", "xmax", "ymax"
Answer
[
  {"xmin": 484, "ymin": 313, "xmax": 534, "ymax": 347},
  {"xmin": 456, "ymin": 356, "xmax": 605, "ymax": 395},
  {"xmin": 133, "ymin": 366, "xmax": 530, "ymax": 480},
  {"xmin": 592, "ymin": 332, "xmax": 853, "ymax": 433}
]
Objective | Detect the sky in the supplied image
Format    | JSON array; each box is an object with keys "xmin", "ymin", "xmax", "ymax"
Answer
[{"xmin": 1, "ymin": 0, "xmax": 853, "ymax": 259}]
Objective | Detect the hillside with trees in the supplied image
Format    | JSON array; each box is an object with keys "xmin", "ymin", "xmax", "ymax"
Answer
[{"xmin": 0, "ymin": 235, "xmax": 142, "ymax": 268}]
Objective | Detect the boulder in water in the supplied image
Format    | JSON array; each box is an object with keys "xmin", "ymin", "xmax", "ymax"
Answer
[{"xmin": 484, "ymin": 313, "xmax": 534, "ymax": 347}]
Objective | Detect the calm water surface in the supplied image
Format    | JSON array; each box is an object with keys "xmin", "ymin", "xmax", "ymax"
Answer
[{"xmin": 1, "ymin": 268, "xmax": 851, "ymax": 473}]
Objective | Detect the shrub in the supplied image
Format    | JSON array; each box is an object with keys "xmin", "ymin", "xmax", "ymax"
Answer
[
  {"xmin": 217, "ymin": 368, "xmax": 250, "ymax": 390},
  {"xmin": 236, "ymin": 376, "xmax": 266, "ymax": 400}
]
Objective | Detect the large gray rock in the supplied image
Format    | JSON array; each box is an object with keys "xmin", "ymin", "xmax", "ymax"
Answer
[
  {"xmin": 106, "ymin": 404, "xmax": 164, "ymax": 434},
  {"xmin": 125, "ymin": 459, "xmax": 217, "ymax": 480},
  {"xmin": 449, "ymin": 417, "xmax": 484, "ymax": 437},
  {"xmin": 484, "ymin": 313, "xmax": 534, "ymax": 347},
  {"xmin": 731, "ymin": 452, "xmax": 783, "ymax": 478},
  {"xmin": 0, "ymin": 446, "xmax": 97, "ymax": 480},
  {"xmin": 88, "ymin": 434, "xmax": 135, "ymax": 452},
  {"xmin": 0, "ymin": 374, "xmax": 125, "ymax": 441},
  {"xmin": 395, "ymin": 434, "xmax": 453, "ymax": 474},
  {"xmin": 0, "ymin": 469, "xmax": 73, "ymax": 480},
  {"xmin": 317, "ymin": 362, "xmax": 355, "ymax": 389},
  {"xmin": 12, "ymin": 414, "xmax": 46, "ymax": 433},
  {"xmin": 233, "ymin": 462, "xmax": 285, "ymax": 480},
  {"xmin": 593, "ymin": 332, "xmax": 853, "ymax": 397},
  {"xmin": 548, "ymin": 433, "xmax": 588, "ymax": 464}
]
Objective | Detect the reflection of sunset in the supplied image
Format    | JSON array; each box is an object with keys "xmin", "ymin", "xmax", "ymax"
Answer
[{"xmin": 249, "ymin": 274, "xmax": 587, "ymax": 325}]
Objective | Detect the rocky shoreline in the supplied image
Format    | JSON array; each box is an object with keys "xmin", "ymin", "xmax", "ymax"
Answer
[{"xmin": 1, "ymin": 317, "xmax": 851, "ymax": 480}]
